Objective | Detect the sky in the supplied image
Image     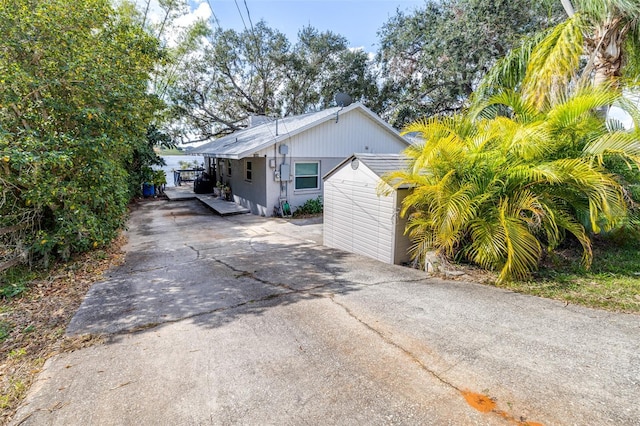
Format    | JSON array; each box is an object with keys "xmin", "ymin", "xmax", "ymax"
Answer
[{"xmin": 170, "ymin": 0, "xmax": 426, "ymax": 52}]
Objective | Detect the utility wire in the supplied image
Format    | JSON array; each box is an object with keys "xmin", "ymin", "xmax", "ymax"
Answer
[
  {"xmin": 243, "ymin": 0, "xmax": 255, "ymax": 32},
  {"xmin": 233, "ymin": 0, "xmax": 249, "ymax": 32},
  {"xmin": 205, "ymin": 0, "xmax": 222, "ymax": 30}
]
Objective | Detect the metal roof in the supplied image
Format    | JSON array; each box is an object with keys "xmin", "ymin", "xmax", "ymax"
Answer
[
  {"xmin": 191, "ymin": 103, "xmax": 407, "ymax": 159},
  {"xmin": 323, "ymin": 153, "xmax": 412, "ymax": 189},
  {"xmin": 352, "ymin": 153, "xmax": 409, "ymax": 179}
]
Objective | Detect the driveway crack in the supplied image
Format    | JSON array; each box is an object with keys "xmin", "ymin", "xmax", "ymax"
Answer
[
  {"xmin": 327, "ymin": 294, "xmax": 461, "ymax": 392},
  {"xmin": 116, "ymin": 290, "xmax": 296, "ymax": 336},
  {"xmin": 186, "ymin": 244, "xmax": 201, "ymax": 259},
  {"xmin": 213, "ymin": 258, "xmax": 297, "ymax": 292}
]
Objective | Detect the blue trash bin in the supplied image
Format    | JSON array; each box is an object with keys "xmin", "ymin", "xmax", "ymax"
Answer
[{"xmin": 142, "ymin": 183, "xmax": 155, "ymax": 197}]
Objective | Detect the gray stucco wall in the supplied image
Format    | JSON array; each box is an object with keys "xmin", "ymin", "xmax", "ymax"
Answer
[{"xmin": 224, "ymin": 158, "xmax": 268, "ymax": 216}]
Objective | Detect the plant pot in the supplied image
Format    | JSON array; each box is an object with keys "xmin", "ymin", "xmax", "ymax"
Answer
[{"xmin": 142, "ymin": 183, "xmax": 155, "ymax": 197}]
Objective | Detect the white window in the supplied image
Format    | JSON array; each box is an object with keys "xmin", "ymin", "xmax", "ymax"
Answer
[
  {"xmin": 227, "ymin": 160, "xmax": 232, "ymax": 176},
  {"xmin": 295, "ymin": 162, "xmax": 319, "ymax": 190},
  {"xmin": 245, "ymin": 160, "xmax": 252, "ymax": 182}
]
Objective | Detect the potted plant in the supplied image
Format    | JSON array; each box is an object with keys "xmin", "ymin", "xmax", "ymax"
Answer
[
  {"xmin": 152, "ymin": 170, "xmax": 167, "ymax": 195},
  {"xmin": 141, "ymin": 166, "xmax": 155, "ymax": 197}
]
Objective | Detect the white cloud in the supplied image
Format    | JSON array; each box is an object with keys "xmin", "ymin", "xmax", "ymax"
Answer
[
  {"xmin": 174, "ymin": 2, "xmax": 212, "ymax": 30},
  {"xmin": 135, "ymin": 0, "xmax": 212, "ymax": 47}
]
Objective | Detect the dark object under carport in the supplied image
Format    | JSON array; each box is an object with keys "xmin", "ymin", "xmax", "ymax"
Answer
[{"xmin": 194, "ymin": 173, "xmax": 214, "ymax": 194}]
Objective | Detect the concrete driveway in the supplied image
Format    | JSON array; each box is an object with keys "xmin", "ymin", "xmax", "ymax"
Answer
[{"xmin": 11, "ymin": 200, "xmax": 640, "ymax": 425}]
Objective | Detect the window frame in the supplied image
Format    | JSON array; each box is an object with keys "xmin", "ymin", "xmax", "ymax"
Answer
[
  {"xmin": 294, "ymin": 161, "xmax": 320, "ymax": 191},
  {"xmin": 245, "ymin": 159, "xmax": 252, "ymax": 182}
]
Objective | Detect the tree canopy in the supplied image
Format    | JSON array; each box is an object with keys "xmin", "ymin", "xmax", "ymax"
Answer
[
  {"xmin": 165, "ymin": 22, "xmax": 380, "ymax": 142},
  {"xmin": 389, "ymin": 86, "xmax": 640, "ymax": 282},
  {"xmin": 376, "ymin": 0, "xmax": 564, "ymax": 128},
  {"xmin": 388, "ymin": 0, "xmax": 640, "ymax": 282}
]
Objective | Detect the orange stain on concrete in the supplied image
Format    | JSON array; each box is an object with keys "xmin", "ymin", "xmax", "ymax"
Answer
[
  {"xmin": 460, "ymin": 390, "xmax": 496, "ymax": 413},
  {"xmin": 460, "ymin": 390, "xmax": 544, "ymax": 426}
]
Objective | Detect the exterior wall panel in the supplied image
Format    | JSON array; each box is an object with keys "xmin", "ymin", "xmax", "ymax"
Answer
[
  {"xmin": 225, "ymin": 158, "xmax": 269, "ymax": 216},
  {"xmin": 393, "ymin": 189, "xmax": 412, "ymax": 264},
  {"xmin": 324, "ymin": 163, "xmax": 396, "ymax": 264}
]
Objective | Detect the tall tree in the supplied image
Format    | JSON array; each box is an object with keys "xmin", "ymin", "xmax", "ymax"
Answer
[
  {"xmin": 475, "ymin": 0, "xmax": 640, "ymax": 109},
  {"xmin": 391, "ymin": 0, "xmax": 640, "ymax": 281},
  {"xmin": 376, "ymin": 0, "xmax": 563, "ymax": 128},
  {"xmin": 278, "ymin": 27, "xmax": 380, "ymax": 115},
  {"xmin": 167, "ymin": 22, "xmax": 380, "ymax": 142},
  {"xmin": 562, "ymin": 0, "xmax": 640, "ymax": 88},
  {"xmin": 469, "ymin": 0, "xmax": 640, "ymax": 245},
  {"xmin": 319, "ymin": 49, "xmax": 380, "ymax": 112},
  {"xmin": 278, "ymin": 26, "xmax": 348, "ymax": 115},
  {"xmin": 168, "ymin": 21, "xmax": 289, "ymax": 141}
]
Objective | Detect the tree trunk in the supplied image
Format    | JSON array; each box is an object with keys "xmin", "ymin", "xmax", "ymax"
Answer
[
  {"xmin": 560, "ymin": 0, "xmax": 575, "ymax": 17},
  {"xmin": 589, "ymin": 17, "xmax": 628, "ymax": 89}
]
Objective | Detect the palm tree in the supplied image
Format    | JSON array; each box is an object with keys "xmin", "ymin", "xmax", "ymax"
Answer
[
  {"xmin": 391, "ymin": 1, "xmax": 640, "ymax": 282},
  {"xmin": 560, "ymin": 0, "xmax": 640, "ymax": 88},
  {"xmin": 387, "ymin": 85, "xmax": 640, "ymax": 283},
  {"xmin": 474, "ymin": 0, "xmax": 640, "ymax": 109}
]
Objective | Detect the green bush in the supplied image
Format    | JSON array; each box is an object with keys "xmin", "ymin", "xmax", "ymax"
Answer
[
  {"xmin": 293, "ymin": 196, "xmax": 323, "ymax": 216},
  {"xmin": 0, "ymin": 0, "xmax": 163, "ymax": 269},
  {"xmin": 389, "ymin": 86, "xmax": 640, "ymax": 283}
]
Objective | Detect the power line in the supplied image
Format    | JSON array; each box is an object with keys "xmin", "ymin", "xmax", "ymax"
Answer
[
  {"xmin": 243, "ymin": 0, "xmax": 255, "ymax": 32},
  {"xmin": 205, "ymin": 0, "xmax": 222, "ymax": 30},
  {"xmin": 233, "ymin": 0, "xmax": 249, "ymax": 33}
]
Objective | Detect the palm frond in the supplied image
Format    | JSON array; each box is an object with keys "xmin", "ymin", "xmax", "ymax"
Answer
[
  {"xmin": 465, "ymin": 213, "xmax": 507, "ymax": 271},
  {"xmin": 483, "ymin": 90, "xmax": 542, "ymax": 123},
  {"xmin": 549, "ymin": 158, "xmax": 626, "ymax": 231},
  {"xmin": 545, "ymin": 86, "xmax": 620, "ymax": 129},
  {"xmin": 583, "ymin": 130, "xmax": 640, "ymax": 158},
  {"xmin": 470, "ymin": 30, "xmax": 553, "ymax": 116},
  {"xmin": 497, "ymin": 194, "xmax": 542, "ymax": 283},
  {"xmin": 487, "ymin": 117, "xmax": 553, "ymax": 161},
  {"xmin": 572, "ymin": 0, "xmax": 640, "ymax": 18},
  {"xmin": 521, "ymin": 15, "xmax": 584, "ymax": 110},
  {"xmin": 507, "ymin": 163, "xmax": 562, "ymax": 186},
  {"xmin": 615, "ymin": 93, "xmax": 640, "ymax": 129},
  {"xmin": 435, "ymin": 182, "xmax": 481, "ymax": 256},
  {"xmin": 552, "ymin": 209, "xmax": 592, "ymax": 267},
  {"xmin": 405, "ymin": 212, "xmax": 438, "ymax": 262}
]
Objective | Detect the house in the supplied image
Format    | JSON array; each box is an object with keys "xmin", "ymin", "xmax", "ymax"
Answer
[
  {"xmin": 323, "ymin": 153, "xmax": 412, "ymax": 265},
  {"xmin": 192, "ymin": 103, "xmax": 410, "ymax": 216}
]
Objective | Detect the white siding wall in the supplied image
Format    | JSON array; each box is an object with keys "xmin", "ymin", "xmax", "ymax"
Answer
[
  {"xmin": 255, "ymin": 108, "xmax": 408, "ymax": 216},
  {"xmin": 324, "ymin": 162, "xmax": 397, "ymax": 264},
  {"xmin": 281, "ymin": 108, "xmax": 407, "ymax": 158}
]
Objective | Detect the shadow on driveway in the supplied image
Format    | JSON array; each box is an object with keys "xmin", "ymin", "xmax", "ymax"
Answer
[{"xmin": 67, "ymin": 200, "xmax": 418, "ymax": 336}]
